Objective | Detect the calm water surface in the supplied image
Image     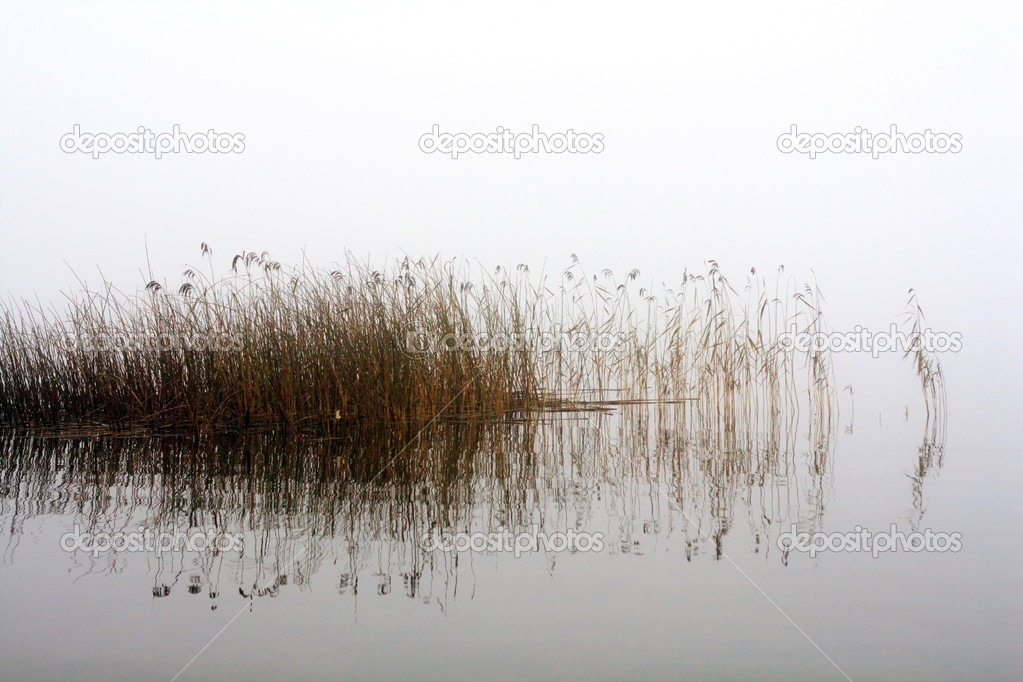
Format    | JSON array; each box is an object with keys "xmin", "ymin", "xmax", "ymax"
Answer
[{"xmin": 0, "ymin": 383, "xmax": 1020, "ymax": 681}]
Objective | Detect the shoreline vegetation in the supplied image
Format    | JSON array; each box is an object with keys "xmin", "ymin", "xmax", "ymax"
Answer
[{"xmin": 0, "ymin": 246, "xmax": 843, "ymax": 437}]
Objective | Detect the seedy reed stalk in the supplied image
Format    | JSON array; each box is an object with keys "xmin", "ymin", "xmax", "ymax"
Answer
[{"xmin": 900, "ymin": 289, "xmax": 948, "ymax": 444}]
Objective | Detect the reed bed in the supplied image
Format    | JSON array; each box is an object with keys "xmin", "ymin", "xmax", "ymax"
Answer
[{"xmin": 0, "ymin": 247, "xmax": 836, "ymax": 436}]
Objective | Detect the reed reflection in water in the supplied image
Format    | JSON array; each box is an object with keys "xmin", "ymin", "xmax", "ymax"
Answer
[{"xmin": 0, "ymin": 407, "xmax": 839, "ymax": 611}]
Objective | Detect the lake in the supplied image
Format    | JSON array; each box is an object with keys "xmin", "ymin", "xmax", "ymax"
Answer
[{"xmin": 1, "ymin": 378, "xmax": 1019, "ymax": 680}]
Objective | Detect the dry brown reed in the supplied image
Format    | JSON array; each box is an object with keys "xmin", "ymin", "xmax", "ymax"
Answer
[{"xmin": 0, "ymin": 247, "xmax": 837, "ymax": 436}]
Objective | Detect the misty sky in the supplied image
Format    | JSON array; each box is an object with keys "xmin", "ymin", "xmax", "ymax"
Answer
[{"xmin": 1, "ymin": 1, "xmax": 1020, "ymax": 426}]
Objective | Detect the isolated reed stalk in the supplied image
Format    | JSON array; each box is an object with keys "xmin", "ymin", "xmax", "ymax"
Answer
[{"xmin": 901, "ymin": 289, "xmax": 948, "ymax": 444}]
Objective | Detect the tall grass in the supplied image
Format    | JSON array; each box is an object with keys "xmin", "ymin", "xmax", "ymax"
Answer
[{"xmin": 0, "ymin": 247, "xmax": 836, "ymax": 435}]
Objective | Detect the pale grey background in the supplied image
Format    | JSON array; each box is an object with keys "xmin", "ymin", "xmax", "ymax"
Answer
[{"xmin": 1, "ymin": 0, "xmax": 1020, "ymax": 424}]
